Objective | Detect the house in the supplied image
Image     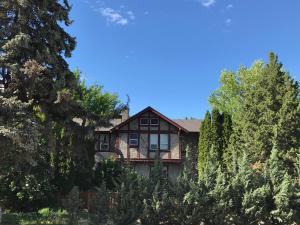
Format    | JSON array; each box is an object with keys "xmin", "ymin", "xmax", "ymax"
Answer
[{"xmin": 95, "ymin": 106, "xmax": 200, "ymax": 181}]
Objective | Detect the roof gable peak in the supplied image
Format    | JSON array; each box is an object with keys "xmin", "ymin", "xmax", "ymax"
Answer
[{"xmin": 111, "ymin": 106, "xmax": 188, "ymax": 133}]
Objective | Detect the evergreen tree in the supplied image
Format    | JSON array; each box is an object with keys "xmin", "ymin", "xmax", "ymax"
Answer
[
  {"xmin": 0, "ymin": 97, "xmax": 56, "ymax": 211},
  {"xmin": 221, "ymin": 113, "xmax": 232, "ymax": 151},
  {"xmin": 236, "ymin": 53, "xmax": 300, "ymax": 163},
  {"xmin": 168, "ymin": 147, "xmax": 209, "ymax": 225},
  {"xmin": 0, "ymin": 0, "xmax": 76, "ymax": 105},
  {"xmin": 198, "ymin": 111, "xmax": 211, "ymax": 179},
  {"xmin": 0, "ymin": 0, "xmax": 123, "ymax": 210},
  {"xmin": 210, "ymin": 108, "xmax": 223, "ymax": 165},
  {"xmin": 221, "ymin": 112, "xmax": 232, "ymax": 170}
]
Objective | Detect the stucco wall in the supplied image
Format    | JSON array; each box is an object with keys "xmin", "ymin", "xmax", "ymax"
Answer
[
  {"xmin": 170, "ymin": 134, "xmax": 180, "ymax": 159},
  {"xmin": 140, "ymin": 134, "xmax": 148, "ymax": 158},
  {"xmin": 119, "ymin": 133, "xmax": 128, "ymax": 158}
]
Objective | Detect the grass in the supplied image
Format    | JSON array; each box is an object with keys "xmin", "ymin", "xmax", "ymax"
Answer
[{"xmin": 2, "ymin": 208, "xmax": 68, "ymax": 225}]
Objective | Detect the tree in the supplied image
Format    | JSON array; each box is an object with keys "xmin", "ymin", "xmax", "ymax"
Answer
[
  {"xmin": 210, "ymin": 108, "xmax": 223, "ymax": 166},
  {"xmin": 209, "ymin": 61, "xmax": 264, "ymax": 121},
  {"xmin": 198, "ymin": 111, "xmax": 211, "ymax": 179},
  {"xmin": 237, "ymin": 53, "xmax": 299, "ymax": 163},
  {"xmin": 168, "ymin": 147, "xmax": 209, "ymax": 225},
  {"xmin": 221, "ymin": 112, "xmax": 233, "ymax": 171},
  {"xmin": 0, "ymin": 0, "xmax": 123, "ymax": 211},
  {"xmin": 93, "ymin": 169, "xmax": 144, "ymax": 225},
  {"xmin": 74, "ymin": 69, "xmax": 122, "ymax": 119},
  {"xmin": 93, "ymin": 158, "xmax": 124, "ymax": 190},
  {"xmin": 210, "ymin": 53, "xmax": 300, "ymax": 165},
  {"xmin": 0, "ymin": 97, "xmax": 56, "ymax": 211},
  {"xmin": 0, "ymin": 0, "xmax": 76, "ymax": 106}
]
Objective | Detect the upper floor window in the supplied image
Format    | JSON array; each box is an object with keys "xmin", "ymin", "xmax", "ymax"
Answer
[
  {"xmin": 160, "ymin": 134, "xmax": 169, "ymax": 150},
  {"xmin": 150, "ymin": 134, "xmax": 158, "ymax": 150},
  {"xmin": 140, "ymin": 118, "xmax": 149, "ymax": 126},
  {"xmin": 129, "ymin": 133, "xmax": 139, "ymax": 147},
  {"xmin": 150, "ymin": 118, "xmax": 159, "ymax": 126},
  {"xmin": 150, "ymin": 134, "xmax": 170, "ymax": 151},
  {"xmin": 140, "ymin": 117, "xmax": 159, "ymax": 126},
  {"xmin": 100, "ymin": 134, "xmax": 109, "ymax": 151}
]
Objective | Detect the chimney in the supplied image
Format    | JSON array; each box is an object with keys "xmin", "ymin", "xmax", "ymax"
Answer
[{"xmin": 120, "ymin": 106, "xmax": 129, "ymax": 122}]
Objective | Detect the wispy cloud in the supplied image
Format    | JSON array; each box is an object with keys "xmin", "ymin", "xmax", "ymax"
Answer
[
  {"xmin": 225, "ymin": 18, "xmax": 232, "ymax": 26},
  {"xmin": 100, "ymin": 8, "xmax": 129, "ymax": 25},
  {"xmin": 127, "ymin": 11, "xmax": 135, "ymax": 20},
  {"xmin": 226, "ymin": 4, "xmax": 233, "ymax": 9},
  {"xmin": 83, "ymin": 0, "xmax": 135, "ymax": 26},
  {"xmin": 199, "ymin": 0, "xmax": 216, "ymax": 8}
]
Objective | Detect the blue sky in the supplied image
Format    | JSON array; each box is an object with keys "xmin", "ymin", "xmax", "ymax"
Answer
[{"xmin": 67, "ymin": 0, "xmax": 300, "ymax": 119}]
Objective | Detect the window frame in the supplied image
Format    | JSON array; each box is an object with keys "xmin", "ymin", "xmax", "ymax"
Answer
[
  {"xmin": 129, "ymin": 133, "xmax": 139, "ymax": 147},
  {"xmin": 140, "ymin": 118, "xmax": 149, "ymax": 126},
  {"xmin": 99, "ymin": 133, "xmax": 110, "ymax": 151},
  {"xmin": 149, "ymin": 134, "xmax": 158, "ymax": 151},
  {"xmin": 150, "ymin": 118, "xmax": 159, "ymax": 126},
  {"xmin": 160, "ymin": 133, "xmax": 169, "ymax": 151}
]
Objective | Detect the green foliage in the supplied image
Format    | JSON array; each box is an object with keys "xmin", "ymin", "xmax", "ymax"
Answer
[
  {"xmin": 198, "ymin": 109, "xmax": 232, "ymax": 179},
  {"xmin": 209, "ymin": 61, "xmax": 264, "ymax": 120},
  {"xmin": 0, "ymin": 97, "xmax": 56, "ymax": 211},
  {"xmin": 92, "ymin": 169, "xmax": 144, "ymax": 225},
  {"xmin": 2, "ymin": 209, "xmax": 67, "ymax": 225},
  {"xmin": 93, "ymin": 158, "xmax": 124, "ymax": 190},
  {"xmin": 74, "ymin": 69, "xmax": 123, "ymax": 118},
  {"xmin": 63, "ymin": 186, "xmax": 82, "ymax": 225},
  {"xmin": 198, "ymin": 111, "xmax": 211, "ymax": 179},
  {"xmin": 210, "ymin": 108, "xmax": 223, "ymax": 167},
  {"xmin": 203, "ymin": 52, "xmax": 300, "ymax": 225}
]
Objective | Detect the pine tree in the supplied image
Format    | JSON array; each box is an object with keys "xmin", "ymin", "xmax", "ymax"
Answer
[
  {"xmin": 0, "ymin": 0, "xmax": 76, "ymax": 105},
  {"xmin": 198, "ymin": 111, "xmax": 211, "ymax": 179},
  {"xmin": 236, "ymin": 53, "xmax": 300, "ymax": 163},
  {"xmin": 267, "ymin": 145, "xmax": 298, "ymax": 224}
]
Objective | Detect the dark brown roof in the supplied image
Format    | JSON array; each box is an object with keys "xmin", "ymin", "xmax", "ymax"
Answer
[{"xmin": 173, "ymin": 119, "xmax": 201, "ymax": 133}]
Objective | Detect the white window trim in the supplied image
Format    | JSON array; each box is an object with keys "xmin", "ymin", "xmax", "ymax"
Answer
[
  {"xmin": 140, "ymin": 118, "xmax": 149, "ymax": 126},
  {"xmin": 129, "ymin": 133, "xmax": 139, "ymax": 146},
  {"xmin": 150, "ymin": 118, "xmax": 159, "ymax": 126},
  {"xmin": 160, "ymin": 134, "xmax": 169, "ymax": 151},
  {"xmin": 99, "ymin": 134, "xmax": 109, "ymax": 151},
  {"xmin": 150, "ymin": 134, "xmax": 158, "ymax": 151}
]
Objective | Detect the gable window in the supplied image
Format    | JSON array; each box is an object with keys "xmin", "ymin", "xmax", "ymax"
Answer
[
  {"xmin": 140, "ymin": 118, "xmax": 149, "ymax": 126},
  {"xmin": 160, "ymin": 134, "xmax": 169, "ymax": 151},
  {"xmin": 150, "ymin": 118, "xmax": 159, "ymax": 126},
  {"xmin": 100, "ymin": 134, "xmax": 109, "ymax": 151},
  {"xmin": 129, "ymin": 133, "xmax": 139, "ymax": 147},
  {"xmin": 150, "ymin": 134, "xmax": 158, "ymax": 150}
]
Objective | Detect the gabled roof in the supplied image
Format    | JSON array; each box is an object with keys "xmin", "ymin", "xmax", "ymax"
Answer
[
  {"xmin": 111, "ymin": 106, "xmax": 189, "ymax": 133},
  {"xmin": 173, "ymin": 119, "xmax": 201, "ymax": 133}
]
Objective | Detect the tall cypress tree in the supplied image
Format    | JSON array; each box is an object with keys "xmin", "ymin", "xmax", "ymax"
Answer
[
  {"xmin": 221, "ymin": 113, "xmax": 233, "ymax": 170},
  {"xmin": 198, "ymin": 111, "xmax": 211, "ymax": 179},
  {"xmin": 210, "ymin": 108, "xmax": 223, "ymax": 164}
]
